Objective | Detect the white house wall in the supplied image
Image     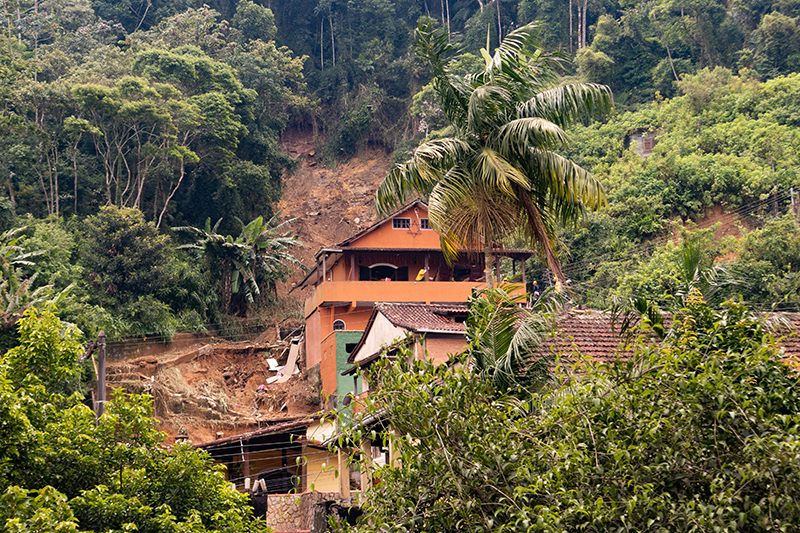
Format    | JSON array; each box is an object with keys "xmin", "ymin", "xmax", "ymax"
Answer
[{"xmin": 353, "ymin": 313, "xmax": 406, "ymax": 363}]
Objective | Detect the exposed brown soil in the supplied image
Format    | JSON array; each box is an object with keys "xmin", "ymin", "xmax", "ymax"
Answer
[
  {"xmin": 107, "ymin": 130, "xmax": 392, "ymax": 446},
  {"xmin": 276, "ymin": 129, "xmax": 394, "ymax": 297},
  {"xmin": 109, "ymin": 128, "xmax": 758, "ymax": 446},
  {"xmin": 107, "ymin": 330, "xmax": 321, "ymax": 445},
  {"xmin": 694, "ymin": 204, "xmax": 753, "ymax": 239}
]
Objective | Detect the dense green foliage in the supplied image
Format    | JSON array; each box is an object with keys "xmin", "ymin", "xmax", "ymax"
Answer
[
  {"xmin": 0, "ymin": 305, "xmax": 267, "ymax": 533},
  {"xmin": 0, "ymin": 4, "xmax": 308, "ymax": 229},
  {"xmin": 175, "ymin": 213, "xmax": 302, "ymax": 316},
  {"xmin": 0, "ymin": 0, "xmax": 797, "ymax": 331},
  {"xmin": 548, "ymin": 68, "xmax": 800, "ymax": 310},
  {"xmin": 343, "ymin": 292, "xmax": 800, "ymax": 532}
]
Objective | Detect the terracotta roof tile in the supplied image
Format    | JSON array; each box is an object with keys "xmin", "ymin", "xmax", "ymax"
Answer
[
  {"xmin": 547, "ymin": 310, "xmax": 800, "ymax": 365},
  {"xmin": 375, "ymin": 302, "xmax": 469, "ymax": 333},
  {"xmin": 545, "ymin": 310, "xmax": 632, "ymax": 364}
]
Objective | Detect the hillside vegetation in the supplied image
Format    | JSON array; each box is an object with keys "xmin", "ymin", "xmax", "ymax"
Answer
[{"xmin": 0, "ymin": 0, "xmax": 796, "ymax": 341}]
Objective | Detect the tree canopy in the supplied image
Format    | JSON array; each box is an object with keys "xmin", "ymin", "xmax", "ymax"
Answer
[
  {"xmin": 342, "ymin": 291, "xmax": 800, "ymax": 532},
  {"xmin": 0, "ymin": 304, "xmax": 268, "ymax": 533},
  {"xmin": 376, "ymin": 20, "xmax": 612, "ymax": 283}
]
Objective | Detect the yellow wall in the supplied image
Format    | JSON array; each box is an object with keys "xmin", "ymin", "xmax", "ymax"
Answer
[{"xmin": 303, "ymin": 445, "xmax": 339, "ymax": 492}]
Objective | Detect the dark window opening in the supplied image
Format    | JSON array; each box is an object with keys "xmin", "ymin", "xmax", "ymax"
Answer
[
  {"xmin": 392, "ymin": 218, "xmax": 411, "ymax": 229},
  {"xmin": 453, "ymin": 265, "xmax": 471, "ymax": 281},
  {"xmin": 345, "ymin": 343, "xmax": 358, "ymax": 354},
  {"xmin": 359, "ymin": 265, "xmax": 409, "ymax": 281},
  {"xmin": 333, "ymin": 320, "xmax": 346, "ymax": 330},
  {"xmin": 420, "ymin": 218, "xmax": 431, "ymax": 230}
]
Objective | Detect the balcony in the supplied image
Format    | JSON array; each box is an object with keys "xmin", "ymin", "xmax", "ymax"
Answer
[{"xmin": 304, "ymin": 280, "xmax": 524, "ymax": 317}]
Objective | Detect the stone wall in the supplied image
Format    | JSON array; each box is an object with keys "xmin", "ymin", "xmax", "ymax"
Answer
[{"xmin": 265, "ymin": 491, "xmax": 340, "ymax": 531}]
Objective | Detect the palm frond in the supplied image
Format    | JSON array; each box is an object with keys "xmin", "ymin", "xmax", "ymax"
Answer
[
  {"xmin": 467, "ymin": 285, "xmax": 551, "ymax": 394},
  {"xmin": 484, "ymin": 23, "xmax": 542, "ymax": 75},
  {"xmin": 428, "ymin": 167, "xmax": 522, "ymax": 256},
  {"xmin": 530, "ymin": 149, "xmax": 606, "ymax": 214},
  {"xmin": 496, "ymin": 117, "xmax": 569, "ymax": 156},
  {"xmin": 518, "ymin": 83, "xmax": 613, "ymax": 127},
  {"xmin": 375, "ymin": 138, "xmax": 470, "ymax": 216},
  {"xmin": 473, "ymin": 147, "xmax": 530, "ymax": 196},
  {"xmin": 467, "ymin": 84, "xmax": 511, "ymax": 133}
]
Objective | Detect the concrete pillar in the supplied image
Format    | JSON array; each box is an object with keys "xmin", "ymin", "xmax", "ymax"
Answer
[
  {"xmin": 360, "ymin": 438, "xmax": 372, "ymax": 491},
  {"xmin": 338, "ymin": 448, "xmax": 351, "ymax": 499}
]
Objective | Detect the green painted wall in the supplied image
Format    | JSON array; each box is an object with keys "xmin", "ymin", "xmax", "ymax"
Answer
[{"xmin": 334, "ymin": 331, "xmax": 363, "ymax": 401}]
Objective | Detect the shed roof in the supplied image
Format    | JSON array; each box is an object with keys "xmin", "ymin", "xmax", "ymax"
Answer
[{"xmin": 195, "ymin": 418, "xmax": 316, "ymax": 449}]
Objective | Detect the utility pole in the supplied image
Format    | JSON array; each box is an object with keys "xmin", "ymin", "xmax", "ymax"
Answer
[{"xmin": 96, "ymin": 331, "xmax": 106, "ymax": 419}]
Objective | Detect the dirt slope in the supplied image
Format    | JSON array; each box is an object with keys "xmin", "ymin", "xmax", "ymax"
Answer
[
  {"xmin": 107, "ymin": 132, "xmax": 394, "ymax": 445},
  {"xmin": 277, "ymin": 130, "xmax": 394, "ymax": 292},
  {"xmin": 107, "ymin": 330, "xmax": 320, "ymax": 444}
]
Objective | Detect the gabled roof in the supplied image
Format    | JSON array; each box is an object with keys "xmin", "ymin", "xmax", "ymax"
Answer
[
  {"xmin": 376, "ymin": 302, "xmax": 468, "ymax": 334},
  {"xmin": 341, "ymin": 308, "xmax": 800, "ymax": 376},
  {"xmin": 546, "ymin": 310, "xmax": 800, "ymax": 365},
  {"xmin": 334, "ymin": 199, "xmax": 429, "ymax": 249},
  {"xmin": 346, "ymin": 303, "xmax": 468, "ymax": 365},
  {"xmin": 545, "ymin": 310, "xmax": 631, "ymax": 364}
]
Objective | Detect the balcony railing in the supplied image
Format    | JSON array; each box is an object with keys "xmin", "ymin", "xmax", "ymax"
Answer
[{"xmin": 305, "ymin": 280, "xmax": 525, "ymax": 316}]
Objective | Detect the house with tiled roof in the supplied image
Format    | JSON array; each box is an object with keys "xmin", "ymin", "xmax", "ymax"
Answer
[
  {"xmin": 293, "ymin": 199, "xmax": 531, "ymax": 406},
  {"xmin": 341, "ymin": 303, "xmax": 470, "ymax": 396}
]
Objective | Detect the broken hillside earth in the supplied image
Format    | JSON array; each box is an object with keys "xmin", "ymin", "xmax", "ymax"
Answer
[
  {"xmin": 106, "ymin": 328, "xmax": 322, "ymax": 444},
  {"xmin": 277, "ymin": 129, "xmax": 393, "ymax": 298}
]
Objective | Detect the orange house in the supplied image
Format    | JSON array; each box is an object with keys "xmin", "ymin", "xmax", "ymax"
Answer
[{"xmin": 295, "ymin": 200, "xmax": 532, "ymax": 403}]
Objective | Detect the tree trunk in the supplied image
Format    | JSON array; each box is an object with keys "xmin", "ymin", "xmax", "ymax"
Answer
[
  {"xmin": 329, "ymin": 14, "xmax": 335, "ymax": 67},
  {"xmin": 517, "ymin": 184, "xmax": 566, "ymax": 285},
  {"xmin": 446, "ymin": 0, "xmax": 450, "ymax": 39},
  {"xmin": 569, "ymin": 0, "xmax": 573, "ymax": 53},
  {"xmin": 157, "ymin": 159, "xmax": 186, "ymax": 229},
  {"xmin": 582, "ymin": 0, "xmax": 588, "ymax": 48},
  {"xmin": 495, "ymin": 0, "xmax": 501, "ymax": 43},
  {"xmin": 484, "ymin": 247, "xmax": 494, "ymax": 288},
  {"xmin": 6, "ymin": 175, "xmax": 15, "ymax": 208}
]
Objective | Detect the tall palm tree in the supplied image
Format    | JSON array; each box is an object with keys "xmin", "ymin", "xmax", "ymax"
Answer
[{"xmin": 376, "ymin": 20, "xmax": 613, "ymax": 284}]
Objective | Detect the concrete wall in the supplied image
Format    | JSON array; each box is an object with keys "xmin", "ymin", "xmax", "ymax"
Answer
[
  {"xmin": 303, "ymin": 446, "xmax": 339, "ymax": 492},
  {"xmin": 310, "ymin": 305, "xmax": 372, "ymax": 342},
  {"xmin": 353, "ymin": 313, "xmax": 406, "ymax": 363},
  {"xmin": 320, "ymin": 330, "xmax": 363, "ymax": 397},
  {"xmin": 350, "ymin": 205, "xmax": 440, "ymax": 249},
  {"xmin": 423, "ymin": 334, "xmax": 468, "ymax": 365},
  {"xmin": 304, "ymin": 280, "xmax": 483, "ymax": 318},
  {"xmin": 306, "ymin": 310, "xmax": 322, "ymax": 368},
  {"xmin": 107, "ymin": 332, "xmax": 214, "ymax": 360},
  {"xmin": 334, "ymin": 331, "xmax": 364, "ymax": 399}
]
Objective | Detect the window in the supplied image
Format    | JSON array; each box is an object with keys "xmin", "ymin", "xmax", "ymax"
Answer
[
  {"xmin": 420, "ymin": 218, "xmax": 431, "ymax": 229},
  {"xmin": 333, "ymin": 319, "xmax": 346, "ymax": 331},
  {"xmin": 392, "ymin": 218, "xmax": 411, "ymax": 229},
  {"xmin": 359, "ymin": 264, "xmax": 409, "ymax": 281}
]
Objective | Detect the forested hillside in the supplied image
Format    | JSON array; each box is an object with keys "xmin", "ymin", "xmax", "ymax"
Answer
[{"xmin": 0, "ymin": 0, "xmax": 797, "ymax": 342}]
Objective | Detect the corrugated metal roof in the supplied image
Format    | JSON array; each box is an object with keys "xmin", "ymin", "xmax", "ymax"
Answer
[{"xmin": 195, "ymin": 418, "xmax": 316, "ymax": 449}]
